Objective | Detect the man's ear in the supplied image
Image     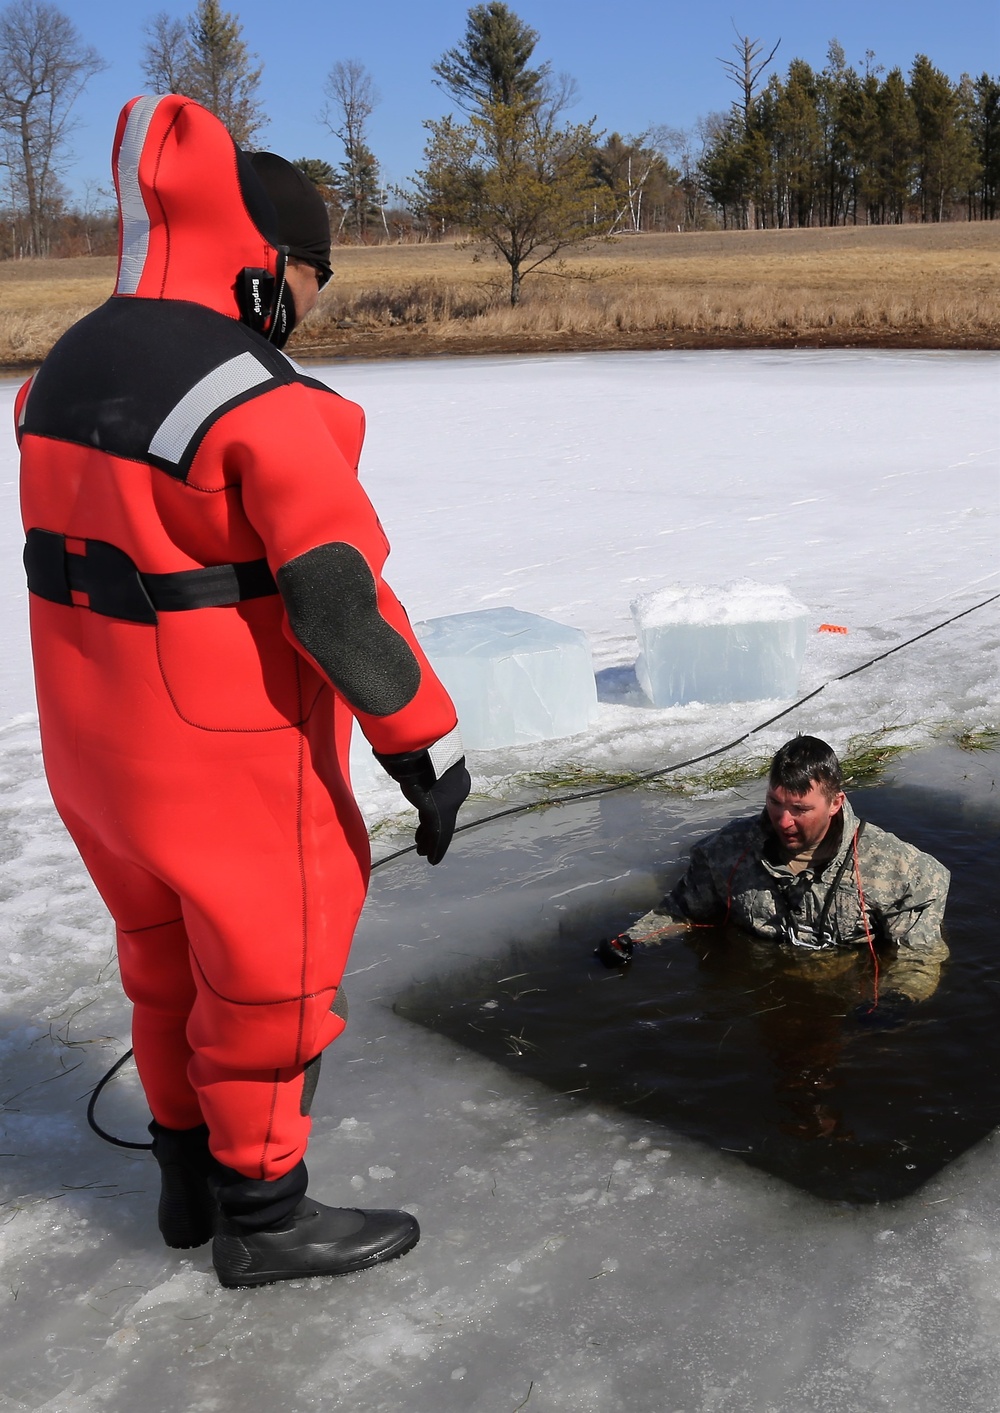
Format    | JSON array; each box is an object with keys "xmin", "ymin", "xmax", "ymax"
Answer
[{"xmin": 830, "ymin": 791, "xmax": 846, "ymax": 815}]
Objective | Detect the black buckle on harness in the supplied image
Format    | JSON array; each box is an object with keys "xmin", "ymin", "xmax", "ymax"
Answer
[{"xmin": 24, "ymin": 529, "xmax": 277, "ymax": 625}]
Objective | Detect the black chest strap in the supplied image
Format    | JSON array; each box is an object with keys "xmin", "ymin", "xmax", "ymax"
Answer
[
  {"xmin": 816, "ymin": 821, "xmax": 866, "ymax": 938},
  {"xmin": 24, "ymin": 528, "xmax": 278, "ymax": 625}
]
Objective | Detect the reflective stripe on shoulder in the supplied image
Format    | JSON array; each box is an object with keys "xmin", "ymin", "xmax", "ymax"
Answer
[
  {"xmin": 115, "ymin": 96, "xmax": 165, "ymax": 295},
  {"xmin": 148, "ymin": 351, "xmax": 274, "ymax": 466}
]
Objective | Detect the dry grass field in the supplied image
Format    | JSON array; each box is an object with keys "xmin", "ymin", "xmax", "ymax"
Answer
[{"xmin": 1, "ymin": 221, "xmax": 997, "ymax": 367}]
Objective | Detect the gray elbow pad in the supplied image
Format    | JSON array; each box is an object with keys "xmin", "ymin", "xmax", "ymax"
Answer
[{"xmin": 277, "ymin": 541, "xmax": 421, "ymax": 716}]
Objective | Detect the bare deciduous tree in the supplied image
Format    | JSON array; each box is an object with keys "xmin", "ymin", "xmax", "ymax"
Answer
[
  {"xmin": 322, "ymin": 60, "xmax": 383, "ymax": 241},
  {"xmin": 139, "ymin": 0, "xmax": 266, "ymax": 147},
  {"xmin": 719, "ymin": 23, "xmax": 780, "ymax": 129},
  {"xmin": 595, "ymin": 130, "xmax": 672, "ymax": 233},
  {"xmin": 0, "ymin": 0, "xmax": 105, "ymax": 256},
  {"xmin": 140, "ymin": 12, "xmax": 188, "ymax": 96},
  {"xmin": 716, "ymin": 23, "xmax": 780, "ymax": 228}
]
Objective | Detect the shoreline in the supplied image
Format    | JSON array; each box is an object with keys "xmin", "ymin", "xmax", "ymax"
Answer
[
  {"xmin": 289, "ymin": 326, "xmax": 1000, "ymax": 362},
  {"xmin": 2, "ymin": 325, "xmax": 995, "ymax": 377}
]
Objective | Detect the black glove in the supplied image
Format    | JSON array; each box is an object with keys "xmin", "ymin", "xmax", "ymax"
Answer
[
  {"xmin": 596, "ymin": 934, "xmax": 634, "ymax": 968},
  {"xmin": 851, "ymin": 990, "xmax": 915, "ymax": 1031},
  {"xmin": 374, "ymin": 748, "xmax": 471, "ymax": 865}
]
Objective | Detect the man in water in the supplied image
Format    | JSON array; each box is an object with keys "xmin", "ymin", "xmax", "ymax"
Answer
[{"xmin": 599, "ymin": 735, "xmax": 950, "ymax": 1014}]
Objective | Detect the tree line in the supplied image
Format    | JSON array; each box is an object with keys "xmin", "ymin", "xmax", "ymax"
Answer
[
  {"xmin": 1, "ymin": 0, "xmax": 996, "ymax": 298},
  {"xmin": 701, "ymin": 33, "xmax": 998, "ymax": 229}
]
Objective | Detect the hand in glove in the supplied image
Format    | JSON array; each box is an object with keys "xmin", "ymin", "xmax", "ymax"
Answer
[
  {"xmin": 375, "ymin": 747, "xmax": 471, "ymax": 865},
  {"xmin": 595, "ymin": 934, "xmax": 634, "ymax": 968},
  {"xmin": 851, "ymin": 989, "xmax": 915, "ymax": 1031}
]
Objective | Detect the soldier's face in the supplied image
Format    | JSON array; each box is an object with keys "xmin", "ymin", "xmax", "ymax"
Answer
[{"xmin": 765, "ymin": 781, "xmax": 845, "ymax": 855}]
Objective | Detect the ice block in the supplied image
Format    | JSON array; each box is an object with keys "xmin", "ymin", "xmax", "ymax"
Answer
[
  {"xmin": 414, "ymin": 607, "xmax": 599, "ymax": 750},
  {"xmin": 631, "ymin": 581, "xmax": 809, "ymax": 706}
]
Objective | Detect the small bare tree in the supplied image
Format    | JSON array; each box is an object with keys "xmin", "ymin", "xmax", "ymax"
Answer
[
  {"xmin": 141, "ymin": 13, "xmax": 188, "ymax": 96},
  {"xmin": 595, "ymin": 130, "xmax": 669, "ymax": 233},
  {"xmin": 717, "ymin": 23, "xmax": 779, "ymax": 228},
  {"xmin": 322, "ymin": 60, "xmax": 383, "ymax": 242},
  {"xmin": 140, "ymin": 0, "xmax": 267, "ymax": 147},
  {"xmin": 0, "ymin": 0, "xmax": 105, "ymax": 256},
  {"xmin": 719, "ymin": 24, "xmax": 781, "ymax": 128}
]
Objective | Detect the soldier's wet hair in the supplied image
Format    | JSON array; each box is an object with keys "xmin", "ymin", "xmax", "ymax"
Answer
[{"xmin": 769, "ymin": 735, "xmax": 843, "ymax": 800}]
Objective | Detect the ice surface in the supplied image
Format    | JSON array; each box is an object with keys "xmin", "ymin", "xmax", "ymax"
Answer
[
  {"xmin": 632, "ymin": 579, "xmax": 809, "ymax": 705},
  {"xmin": 0, "ymin": 351, "xmax": 998, "ymax": 1411},
  {"xmin": 414, "ymin": 606, "xmax": 599, "ymax": 749}
]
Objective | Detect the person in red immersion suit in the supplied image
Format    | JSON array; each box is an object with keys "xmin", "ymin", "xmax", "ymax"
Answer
[{"xmin": 15, "ymin": 95, "xmax": 471, "ymax": 1288}]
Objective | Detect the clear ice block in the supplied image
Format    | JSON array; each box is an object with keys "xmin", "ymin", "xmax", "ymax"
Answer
[
  {"xmin": 414, "ymin": 607, "xmax": 599, "ymax": 750},
  {"xmin": 631, "ymin": 581, "xmax": 809, "ymax": 706},
  {"xmin": 348, "ymin": 722, "xmax": 382, "ymax": 797}
]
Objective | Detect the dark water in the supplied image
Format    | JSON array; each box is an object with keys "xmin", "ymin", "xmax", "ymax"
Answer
[{"xmin": 393, "ymin": 750, "xmax": 1000, "ymax": 1204}]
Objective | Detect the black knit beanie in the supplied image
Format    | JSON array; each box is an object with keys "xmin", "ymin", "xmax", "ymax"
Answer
[{"xmin": 246, "ymin": 152, "xmax": 332, "ymax": 285}]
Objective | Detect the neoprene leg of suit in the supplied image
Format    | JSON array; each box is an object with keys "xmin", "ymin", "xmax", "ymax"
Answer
[{"xmin": 58, "ymin": 798, "xmax": 357, "ymax": 1180}]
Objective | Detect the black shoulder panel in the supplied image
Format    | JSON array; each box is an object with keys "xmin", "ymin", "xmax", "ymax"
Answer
[
  {"xmin": 22, "ymin": 298, "xmax": 333, "ymax": 480},
  {"xmin": 277, "ymin": 542, "xmax": 422, "ymax": 717}
]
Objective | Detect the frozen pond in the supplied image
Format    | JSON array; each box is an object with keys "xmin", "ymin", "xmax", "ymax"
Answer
[{"xmin": 0, "ymin": 351, "xmax": 998, "ymax": 1410}]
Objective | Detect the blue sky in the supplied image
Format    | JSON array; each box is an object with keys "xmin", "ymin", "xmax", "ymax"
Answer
[{"xmin": 45, "ymin": 0, "xmax": 1000, "ymax": 203}]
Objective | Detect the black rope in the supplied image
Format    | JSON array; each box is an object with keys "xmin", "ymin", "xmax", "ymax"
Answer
[
  {"xmin": 370, "ymin": 588, "xmax": 1000, "ymax": 869},
  {"xmin": 86, "ymin": 587, "xmax": 999, "ymax": 1146},
  {"xmin": 86, "ymin": 1047, "xmax": 152, "ymax": 1149}
]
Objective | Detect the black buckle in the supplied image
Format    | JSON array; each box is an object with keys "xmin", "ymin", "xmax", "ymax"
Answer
[
  {"xmin": 24, "ymin": 530, "xmax": 278, "ymax": 624},
  {"xmin": 25, "ymin": 529, "xmax": 156, "ymax": 624}
]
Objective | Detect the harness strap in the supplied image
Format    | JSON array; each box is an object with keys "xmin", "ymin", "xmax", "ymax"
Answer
[
  {"xmin": 815, "ymin": 819, "xmax": 865, "ymax": 938},
  {"xmin": 24, "ymin": 529, "xmax": 278, "ymax": 624},
  {"xmin": 769, "ymin": 820, "xmax": 866, "ymax": 948}
]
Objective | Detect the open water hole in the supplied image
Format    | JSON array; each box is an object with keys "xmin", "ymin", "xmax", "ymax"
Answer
[{"xmin": 390, "ymin": 744, "xmax": 1000, "ymax": 1205}]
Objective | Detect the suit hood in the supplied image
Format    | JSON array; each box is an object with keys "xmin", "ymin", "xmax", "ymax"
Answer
[{"xmin": 112, "ymin": 94, "xmax": 282, "ymax": 323}]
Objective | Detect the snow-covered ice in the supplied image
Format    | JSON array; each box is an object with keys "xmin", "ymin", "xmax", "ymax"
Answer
[
  {"xmin": 631, "ymin": 579, "xmax": 809, "ymax": 706},
  {"xmin": 1, "ymin": 350, "xmax": 998, "ymax": 1411},
  {"xmin": 414, "ymin": 606, "xmax": 599, "ymax": 748}
]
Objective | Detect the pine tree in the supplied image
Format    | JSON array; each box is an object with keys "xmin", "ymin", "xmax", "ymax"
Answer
[
  {"xmin": 874, "ymin": 68, "xmax": 917, "ymax": 223},
  {"xmin": 770, "ymin": 60, "xmax": 823, "ymax": 227},
  {"xmin": 909, "ymin": 55, "xmax": 976, "ymax": 221},
  {"xmin": 839, "ymin": 64, "xmax": 883, "ymax": 224},
  {"xmin": 433, "ymin": 2, "xmax": 548, "ymax": 112},
  {"xmin": 141, "ymin": 0, "xmax": 266, "ymax": 146},
  {"xmin": 966, "ymin": 74, "xmax": 1000, "ymax": 219},
  {"xmin": 419, "ymin": 3, "xmax": 608, "ymax": 304},
  {"xmin": 292, "ymin": 157, "xmax": 344, "ymax": 234},
  {"xmin": 697, "ymin": 113, "xmax": 755, "ymax": 230}
]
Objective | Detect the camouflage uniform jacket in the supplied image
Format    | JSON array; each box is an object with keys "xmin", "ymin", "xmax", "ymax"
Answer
[{"xmin": 623, "ymin": 797, "xmax": 950, "ymax": 1001}]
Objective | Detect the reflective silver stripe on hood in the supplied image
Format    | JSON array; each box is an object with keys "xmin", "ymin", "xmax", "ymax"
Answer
[
  {"xmin": 148, "ymin": 351, "xmax": 273, "ymax": 465},
  {"xmin": 17, "ymin": 374, "xmax": 35, "ymax": 431},
  {"xmin": 115, "ymin": 96, "xmax": 164, "ymax": 295}
]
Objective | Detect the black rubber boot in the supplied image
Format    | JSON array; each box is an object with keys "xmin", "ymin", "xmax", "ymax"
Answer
[
  {"xmin": 211, "ymin": 1161, "xmax": 420, "ymax": 1288},
  {"xmin": 148, "ymin": 1121, "xmax": 217, "ymax": 1249}
]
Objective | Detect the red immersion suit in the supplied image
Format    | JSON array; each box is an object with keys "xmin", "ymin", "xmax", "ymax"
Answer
[{"xmin": 16, "ymin": 96, "xmax": 461, "ymax": 1181}]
